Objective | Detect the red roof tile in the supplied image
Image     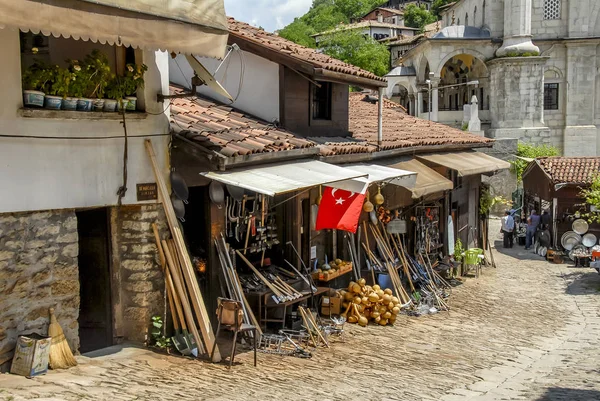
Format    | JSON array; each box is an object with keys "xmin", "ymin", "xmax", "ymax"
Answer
[
  {"xmin": 169, "ymin": 87, "xmax": 315, "ymax": 158},
  {"xmin": 536, "ymin": 157, "xmax": 600, "ymax": 185},
  {"xmin": 227, "ymin": 18, "xmax": 386, "ymax": 85},
  {"xmin": 315, "ymin": 93, "xmax": 492, "ymax": 156}
]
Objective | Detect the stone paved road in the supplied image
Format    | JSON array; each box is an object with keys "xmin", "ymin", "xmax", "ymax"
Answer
[{"xmin": 1, "ymin": 219, "xmax": 599, "ymax": 401}]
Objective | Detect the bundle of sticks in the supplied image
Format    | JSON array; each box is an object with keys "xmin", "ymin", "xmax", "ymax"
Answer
[
  {"xmin": 214, "ymin": 234, "xmax": 262, "ymax": 338},
  {"xmin": 297, "ymin": 307, "xmax": 329, "ymax": 348},
  {"xmin": 146, "ymin": 140, "xmax": 220, "ymax": 362}
]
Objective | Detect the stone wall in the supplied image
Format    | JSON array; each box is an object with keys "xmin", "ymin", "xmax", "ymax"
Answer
[
  {"xmin": 0, "ymin": 210, "xmax": 79, "ymax": 369},
  {"xmin": 112, "ymin": 204, "xmax": 168, "ymax": 344}
]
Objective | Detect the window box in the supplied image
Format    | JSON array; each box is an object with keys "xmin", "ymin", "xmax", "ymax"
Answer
[{"xmin": 18, "ymin": 108, "xmax": 148, "ymax": 120}]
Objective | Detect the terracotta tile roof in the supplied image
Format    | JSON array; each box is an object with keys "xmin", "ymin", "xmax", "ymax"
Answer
[
  {"xmin": 228, "ymin": 18, "xmax": 386, "ymax": 84},
  {"xmin": 318, "ymin": 93, "xmax": 492, "ymax": 156},
  {"xmin": 314, "ymin": 20, "xmax": 419, "ymax": 37},
  {"xmin": 536, "ymin": 157, "xmax": 600, "ymax": 185},
  {"xmin": 169, "ymin": 87, "xmax": 315, "ymax": 157}
]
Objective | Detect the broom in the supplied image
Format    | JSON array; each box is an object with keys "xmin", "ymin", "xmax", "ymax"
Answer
[{"xmin": 48, "ymin": 308, "xmax": 77, "ymax": 369}]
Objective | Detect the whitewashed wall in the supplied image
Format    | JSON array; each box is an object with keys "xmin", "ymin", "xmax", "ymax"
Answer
[
  {"xmin": 169, "ymin": 50, "xmax": 280, "ymax": 124},
  {"xmin": 0, "ymin": 28, "xmax": 170, "ymax": 213}
]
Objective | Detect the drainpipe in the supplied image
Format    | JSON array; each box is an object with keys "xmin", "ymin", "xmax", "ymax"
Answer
[{"xmin": 378, "ymin": 87, "xmax": 383, "ymax": 148}]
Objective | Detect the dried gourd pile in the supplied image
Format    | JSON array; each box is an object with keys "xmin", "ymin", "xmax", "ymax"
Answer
[{"xmin": 339, "ymin": 278, "xmax": 401, "ymax": 326}]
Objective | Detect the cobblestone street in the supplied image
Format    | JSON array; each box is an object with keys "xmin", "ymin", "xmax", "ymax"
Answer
[{"xmin": 1, "ymin": 220, "xmax": 599, "ymax": 401}]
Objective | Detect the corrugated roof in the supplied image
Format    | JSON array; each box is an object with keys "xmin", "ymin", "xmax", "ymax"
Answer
[
  {"xmin": 536, "ymin": 157, "xmax": 600, "ymax": 185},
  {"xmin": 317, "ymin": 93, "xmax": 492, "ymax": 156},
  {"xmin": 227, "ymin": 18, "xmax": 386, "ymax": 84},
  {"xmin": 169, "ymin": 86, "xmax": 315, "ymax": 158}
]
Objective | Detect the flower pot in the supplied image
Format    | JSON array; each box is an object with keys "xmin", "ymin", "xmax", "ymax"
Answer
[
  {"xmin": 23, "ymin": 90, "xmax": 45, "ymax": 108},
  {"xmin": 44, "ymin": 95, "xmax": 63, "ymax": 110},
  {"xmin": 77, "ymin": 98, "xmax": 93, "ymax": 111},
  {"xmin": 62, "ymin": 97, "xmax": 78, "ymax": 111},
  {"xmin": 103, "ymin": 99, "xmax": 118, "ymax": 112},
  {"xmin": 117, "ymin": 99, "xmax": 129, "ymax": 112},
  {"xmin": 92, "ymin": 99, "xmax": 105, "ymax": 112},
  {"xmin": 125, "ymin": 96, "xmax": 137, "ymax": 111}
]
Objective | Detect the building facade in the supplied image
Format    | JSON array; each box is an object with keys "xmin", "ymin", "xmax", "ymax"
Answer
[{"xmin": 385, "ymin": 0, "xmax": 600, "ymax": 157}]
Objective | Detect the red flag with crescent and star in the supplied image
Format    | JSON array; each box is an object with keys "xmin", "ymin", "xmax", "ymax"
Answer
[{"xmin": 315, "ymin": 186, "xmax": 366, "ymax": 233}]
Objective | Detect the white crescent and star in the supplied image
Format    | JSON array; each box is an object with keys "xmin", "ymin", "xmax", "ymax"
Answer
[{"xmin": 330, "ymin": 188, "xmax": 356, "ymax": 205}]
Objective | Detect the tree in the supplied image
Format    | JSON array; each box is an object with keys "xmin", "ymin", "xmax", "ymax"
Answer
[
  {"xmin": 318, "ymin": 30, "xmax": 390, "ymax": 76},
  {"xmin": 403, "ymin": 4, "xmax": 436, "ymax": 31},
  {"xmin": 278, "ymin": 19, "xmax": 316, "ymax": 48},
  {"xmin": 431, "ymin": 0, "xmax": 455, "ymax": 18},
  {"xmin": 510, "ymin": 142, "xmax": 559, "ymax": 183},
  {"xmin": 333, "ymin": 0, "xmax": 387, "ymax": 20}
]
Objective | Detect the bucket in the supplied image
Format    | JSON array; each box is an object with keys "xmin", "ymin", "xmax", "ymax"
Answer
[
  {"xmin": 44, "ymin": 95, "xmax": 63, "ymax": 110},
  {"xmin": 23, "ymin": 90, "xmax": 45, "ymax": 107},
  {"xmin": 62, "ymin": 97, "xmax": 78, "ymax": 111},
  {"xmin": 77, "ymin": 98, "xmax": 93, "ymax": 111},
  {"xmin": 103, "ymin": 99, "xmax": 117, "ymax": 112},
  {"xmin": 377, "ymin": 274, "xmax": 393, "ymax": 293}
]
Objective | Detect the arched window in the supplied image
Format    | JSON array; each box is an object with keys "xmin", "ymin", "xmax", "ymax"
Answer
[
  {"xmin": 544, "ymin": 0, "xmax": 561, "ymax": 20},
  {"xmin": 465, "ymin": 13, "xmax": 468, "ymax": 26},
  {"xmin": 474, "ymin": 6, "xmax": 477, "ymax": 27},
  {"xmin": 482, "ymin": 0, "xmax": 486, "ymax": 25}
]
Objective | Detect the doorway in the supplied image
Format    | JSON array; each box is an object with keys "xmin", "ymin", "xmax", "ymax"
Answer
[{"xmin": 77, "ymin": 208, "xmax": 112, "ymax": 353}]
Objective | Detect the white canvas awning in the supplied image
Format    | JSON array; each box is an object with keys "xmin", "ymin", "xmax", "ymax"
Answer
[
  {"xmin": 343, "ymin": 164, "xmax": 417, "ymax": 189},
  {"xmin": 202, "ymin": 160, "xmax": 368, "ymax": 196},
  {"xmin": 389, "ymin": 159, "xmax": 453, "ymax": 199},
  {"xmin": 417, "ymin": 152, "xmax": 511, "ymax": 177},
  {"xmin": 0, "ymin": 0, "xmax": 228, "ymax": 57}
]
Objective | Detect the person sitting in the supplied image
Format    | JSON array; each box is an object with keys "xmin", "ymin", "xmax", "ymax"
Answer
[{"xmin": 501, "ymin": 210, "xmax": 515, "ymax": 248}]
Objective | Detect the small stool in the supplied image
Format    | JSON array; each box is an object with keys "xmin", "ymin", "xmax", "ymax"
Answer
[{"xmin": 211, "ymin": 298, "xmax": 258, "ymax": 368}]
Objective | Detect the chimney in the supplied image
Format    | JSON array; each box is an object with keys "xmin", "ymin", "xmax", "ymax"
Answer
[{"xmin": 377, "ymin": 12, "xmax": 383, "ymax": 23}]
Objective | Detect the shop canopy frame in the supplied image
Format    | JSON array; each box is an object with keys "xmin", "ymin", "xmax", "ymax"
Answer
[
  {"xmin": 388, "ymin": 159, "xmax": 453, "ymax": 199},
  {"xmin": 202, "ymin": 160, "xmax": 369, "ymax": 197},
  {"xmin": 342, "ymin": 164, "xmax": 417, "ymax": 189},
  {"xmin": 417, "ymin": 151, "xmax": 511, "ymax": 177},
  {"xmin": 0, "ymin": 0, "xmax": 229, "ymax": 58}
]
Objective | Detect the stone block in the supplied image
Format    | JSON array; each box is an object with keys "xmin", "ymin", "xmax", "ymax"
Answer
[
  {"xmin": 131, "ymin": 244, "xmax": 157, "ymax": 255},
  {"xmin": 62, "ymin": 243, "xmax": 79, "ymax": 258},
  {"xmin": 32, "ymin": 269, "xmax": 51, "ymax": 285},
  {"xmin": 9, "ymin": 278, "xmax": 31, "ymax": 295},
  {"xmin": 122, "ymin": 259, "xmax": 155, "ymax": 271},
  {"xmin": 53, "ymin": 263, "xmax": 79, "ymax": 279},
  {"xmin": 57, "ymin": 232, "xmax": 78, "ymax": 244},
  {"xmin": 51, "ymin": 279, "xmax": 80, "ymax": 297},
  {"xmin": 0, "ymin": 251, "xmax": 14, "ymax": 261},
  {"xmin": 128, "ymin": 271, "xmax": 162, "ymax": 281},
  {"xmin": 125, "ymin": 281, "xmax": 154, "ymax": 293},
  {"xmin": 131, "ymin": 291, "xmax": 162, "ymax": 307},
  {"xmin": 36, "ymin": 225, "xmax": 61, "ymax": 236},
  {"xmin": 27, "ymin": 240, "xmax": 47, "ymax": 249},
  {"xmin": 122, "ymin": 221, "xmax": 151, "ymax": 232},
  {"xmin": 4, "ymin": 241, "xmax": 24, "ymax": 251}
]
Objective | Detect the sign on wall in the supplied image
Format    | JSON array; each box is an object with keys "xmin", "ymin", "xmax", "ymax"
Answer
[{"xmin": 136, "ymin": 183, "xmax": 158, "ymax": 201}]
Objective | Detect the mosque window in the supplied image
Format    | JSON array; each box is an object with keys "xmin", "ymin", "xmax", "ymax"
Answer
[{"xmin": 544, "ymin": 0, "xmax": 561, "ymax": 20}]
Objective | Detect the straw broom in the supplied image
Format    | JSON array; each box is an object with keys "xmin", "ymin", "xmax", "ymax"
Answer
[{"xmin": 48, "ymin": 308, "xmax": 77, "ymax": 369}]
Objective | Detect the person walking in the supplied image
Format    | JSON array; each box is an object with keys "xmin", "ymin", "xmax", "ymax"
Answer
[
  {"xmin": 501, "ymin": 210, "xmax": 515, "ymax": 248},
  {"xmin": 525, "ymin": 209, "xmax": 540, "ymax": 250}
]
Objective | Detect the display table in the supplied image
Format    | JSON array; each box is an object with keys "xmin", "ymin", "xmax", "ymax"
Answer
[{"xmin": 249, "ymin": 286, "xmax": 329, "ymax": 331}]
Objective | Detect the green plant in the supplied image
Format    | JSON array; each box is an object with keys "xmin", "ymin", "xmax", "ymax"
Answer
[
  {"xmin": 461, "ymin": 122, "xmax": 469, "ymax": 131},
  {"xmin": 47, "ymin": 66, "xmax": 73, "ymax": 98},
  {"xmin": 22, "ymin": 60, "xmax": 52, "ymax": 92},
  {"xmin": 510, "ymin": 142, "xmax": 560, "ymax": 182},
  {"xmin": 403, "ymin": 4, "xmax": 437, "ymax": 31},
  {"xmin": 67, "ymin": 58, "xmax": 94, "ymax": 98},
  {"xmin": 454, "ymin": 238, "xmax": 464, "ymax": 262},
  {"xmin": 579, "ymin": 174, "xmax": 600, "ymax": 224},
  {"xmin": 480, "ymin": 187, "xmax": 512, "ymax": 215},
  {"xmin": 505, "ymin": 51, "xmax": 540, "ymax": 58},
  {"xmin": 85, "ymin": 50, "xmax": 112, "ymax": 99},
  {"xmin": 150, "ymin": 316, "xmax": 171, "ymax": 349},
  {"xmin": 123, "ymin": 63, "xmax": 148, "ymax": 96}
]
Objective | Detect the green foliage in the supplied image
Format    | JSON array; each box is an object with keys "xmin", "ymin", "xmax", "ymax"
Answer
[
  {"xmin": 22, "ymin": 60, "xmax": 52, "ymax": 92},
  {"xmin": 510, "ymin": 142, "xmax": 560, "ymax": 182},
  {"xmin": 480, "ymin": 187, "xmax": 512, "ymax": 215},
  {"xmin": 85, "ymin": 50, "xmax": 112, "ymax": 99},
  {"xmin": 279, "ymin": 0, "xmax": 387, "ymax": 50},
  {"xmin": 67, "ymin": 58, "xmax": 94, "ymax": 98},
  {"xmin": 431, "ymin": 0, "xmax": 454, "ymax": 18},
  {"xmin": 403, "ymin": 4, "xmax": 436, "ymax": 31},
  {"xmin": 150, "ymin": 316, "xmax": 171, "ymax": 349},
  {"xmin": 105, "ymin": 63, "xmax": 147, "ymax": 100},
  {"xmin": 461, "ymin": 122, "xmax": 469, "ymax": 131},
  {"xmin": 454, "ymin": 238, "xmax": 464, "ymax": 262},
  {"xmin": 47, "ymin": 65, "xmax": 74, "ymax": 98},
  {"xmin": 580, "ymin": 175, "xmax": 600, "ymax": 224},
  {"xmin": 319, "ymin": 30, "xmax": 390, "ymax": 76},
  {"xmin": 505, "ymin": 51, "xmax": 540, "ymax": 58}
]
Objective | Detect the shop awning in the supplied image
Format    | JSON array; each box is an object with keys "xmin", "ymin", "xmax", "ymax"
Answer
[
  {"xmin": 389, "ymin": 159, "xmax": 453, "ymax": 199},
  {"xmin": 0, "ymin": 0, "xmax": 228, "ymax": 57},
  {"xmin": 417, "ymin": 151, "xmax": 511, "ymax": 177},
  {"xmin": 343, "ymin": 164, "xmax": 417, "ymax": 188},
  {"xmin": 202, "ymin": 160, "xmax": 368, "ymax": 196}
]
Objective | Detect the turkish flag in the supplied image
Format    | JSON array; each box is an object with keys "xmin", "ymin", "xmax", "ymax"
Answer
[{"xmin": 315, "ymin": 187, "xmax": 366, "ymax": 233}]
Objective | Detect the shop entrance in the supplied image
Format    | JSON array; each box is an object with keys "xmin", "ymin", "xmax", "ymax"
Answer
[{"xmin": 77, "ymin": 208, "xmax": 112, "ymax": 353}]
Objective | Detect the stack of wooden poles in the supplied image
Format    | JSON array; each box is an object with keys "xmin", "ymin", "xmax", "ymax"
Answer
[{"xmin": 145, "ymin": 140, "xmax": 221, "ymax": 362}]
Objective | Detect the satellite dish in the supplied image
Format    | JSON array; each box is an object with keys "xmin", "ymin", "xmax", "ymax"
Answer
[{"xmin": 185, "ymin": 55, "xmax": 233, "ymax": 101}]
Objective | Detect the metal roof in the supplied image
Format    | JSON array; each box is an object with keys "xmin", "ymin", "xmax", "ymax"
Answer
[{"xmin": 202, "ymin": 160, "xmax": 368, "ymax": 196}]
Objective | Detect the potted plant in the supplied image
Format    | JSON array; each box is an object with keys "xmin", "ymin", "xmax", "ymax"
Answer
[
  {"xmin": 22, "ymin": 61, "xmax": 51, "ymax": 107},
  {"xmin": 44, "ymin": 66, "xmax": 71, "ymax": 110},
  {"xmin": 123, "ymin": 62, "xmax": 148, "ymax": 111},
  {"xmin": 67, "ymin": 59, "xmax": 94, "ymax": 111},
  {"xmin": 85, "ymin": 50, "xmax": 112, "ymax": 111},
  {"xmin": 105, "ymin": 75, "xmax": 125, "ymax": 112}
]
